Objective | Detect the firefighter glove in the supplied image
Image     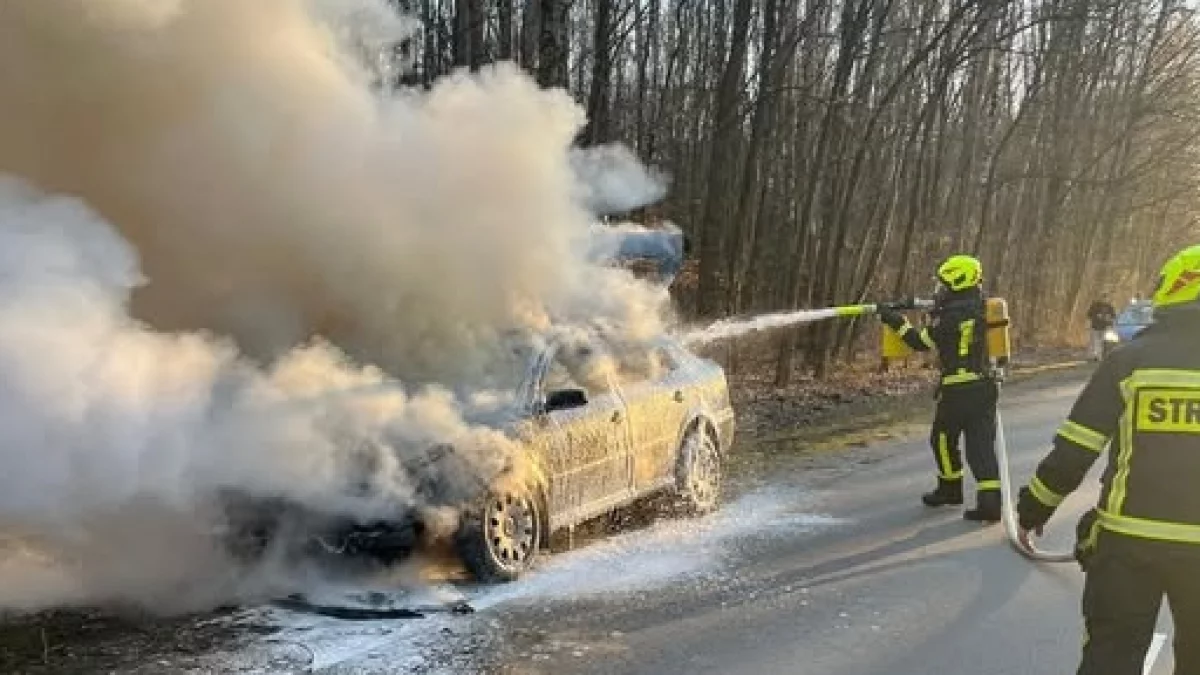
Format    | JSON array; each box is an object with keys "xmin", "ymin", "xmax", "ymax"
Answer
[
  {"xmin": 877, "ymin": 308, "xmax": 905, "ymax": 331},
  {"xmin": 1016, "ymin": 485, "xmax": 1054, "ymax": 531}
]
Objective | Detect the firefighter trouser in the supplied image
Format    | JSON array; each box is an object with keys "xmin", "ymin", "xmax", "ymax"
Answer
[
  {"xmin": 929, "ymin": 381, "xmax": 999, "ymax": 488},
  {"xmin": 1078, "ymin": 532, "xmax": 1200, "ymax": 675}
]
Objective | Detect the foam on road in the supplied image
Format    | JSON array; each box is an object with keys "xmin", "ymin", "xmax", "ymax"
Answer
[{"xmin": 200, "ymin": 487, "xmax": 839, "ymax": 673}]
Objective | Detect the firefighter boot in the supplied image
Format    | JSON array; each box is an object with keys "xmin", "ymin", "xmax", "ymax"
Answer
[
  {"xmin": 922, "ymin": 479, "xmax": 963, "ymax": 507},
  {"xmin": 963, "ymin": 489, "xmax": 1001, "ymax": 522}
]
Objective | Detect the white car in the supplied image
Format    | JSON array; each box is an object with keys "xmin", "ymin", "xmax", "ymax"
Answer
[{"xmin": 223, "ymin": 332, "xmax": 736, "ymax": 583}]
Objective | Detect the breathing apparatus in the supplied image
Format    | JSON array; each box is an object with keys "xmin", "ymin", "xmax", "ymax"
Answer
[{"xmin": 875, "ymin": 296, "xmax": 1012, "ymax": 378}]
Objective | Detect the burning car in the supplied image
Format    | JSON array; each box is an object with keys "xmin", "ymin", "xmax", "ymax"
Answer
[{"xmin": 223, "ymin": 331, "xmax": 735, "ymax": 583}]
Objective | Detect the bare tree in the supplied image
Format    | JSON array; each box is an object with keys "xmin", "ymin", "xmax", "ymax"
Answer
[
  {"xmin": 399, "ymin": 0, "xmax": 1200, "ymax": 378},
  {"xmin": 581, "ymin": 0, "xmax": 616, "ymax": 145},
  {"xmin": 538, "ymin": 0, "xmax": 571, "ymax": 88}
]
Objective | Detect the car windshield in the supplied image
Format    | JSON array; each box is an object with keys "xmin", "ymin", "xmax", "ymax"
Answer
[{"xmin": 538, "ymin": 335, "xmax": 680, "ymax": 405}]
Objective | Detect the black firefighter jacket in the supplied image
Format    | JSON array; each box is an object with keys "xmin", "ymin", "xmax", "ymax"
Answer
[
  {"xmin": 1017, "ymin": 306, "xmax": 1200, "ymax": 549},
  {"xmin": 891, "ymin": 291, "xmax": 992, "ymax": 388}
]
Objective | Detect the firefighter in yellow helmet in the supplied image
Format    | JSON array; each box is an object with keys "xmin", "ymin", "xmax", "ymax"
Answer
[
  {"xmin": 1018, "ymin": 244, "xmax": 1200, "ymax": 674},
  {"xmin": 878, "ymin": 254, "xmax": 1002, "ymax": 522}
]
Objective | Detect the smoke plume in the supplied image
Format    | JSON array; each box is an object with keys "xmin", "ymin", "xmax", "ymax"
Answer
[
  {"xmin": 0, "ymin": 0, "xmax": 670, "ymax": 613},
  {"xmin": 570, "ymin": 144, "xmax": 670, "ymax": 215}
]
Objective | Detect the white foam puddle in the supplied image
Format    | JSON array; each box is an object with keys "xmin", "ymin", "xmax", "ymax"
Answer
[
  {"xmin": 206, "ymin": 606, "xmax": 448, "ymax": 673},
  {"xmin": 470, "ymin": 487, "xmax": 840, "ymax": 609},
  {"xmin": 214, "ymin": 488, "xmax": 840, "ymax": 673}
]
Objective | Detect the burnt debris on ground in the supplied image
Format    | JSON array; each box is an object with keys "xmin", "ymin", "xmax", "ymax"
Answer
[{"xmin": 272, "ymin": 592, "xmax": 475, "ymax": 620}]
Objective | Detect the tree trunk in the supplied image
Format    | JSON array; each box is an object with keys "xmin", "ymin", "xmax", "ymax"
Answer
[
  {"xmin": 498, "ymin": 0, "xmax": 516, "ymax": 61},
  {"xmin": 520, "ymin": 0, "xmax": 541, "ymax": 70},
  {"xmin": 538, "ymin": 0, "xmax": 571, "ymax": 88},
  {"xmin": 582, "ymin": 0, "xmax": 615, "ymax": 145},
  {"xmin": 694, "ymin": 0, "xmax": 755, "ymax": 318}
]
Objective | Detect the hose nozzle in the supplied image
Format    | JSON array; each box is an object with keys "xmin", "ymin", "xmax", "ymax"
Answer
[{"xmin": 877, "ymin": 297, "xmax": 934, "ymax": 311}]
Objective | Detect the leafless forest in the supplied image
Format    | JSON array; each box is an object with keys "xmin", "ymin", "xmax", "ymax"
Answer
[{"xmin": 393, "ymin": 0, "xmax": 1199, "ymax": 382}]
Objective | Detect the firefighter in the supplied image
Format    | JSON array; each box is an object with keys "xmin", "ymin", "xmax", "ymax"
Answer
[
  {"xmin": 877, "ymin": 254, "xmax": 1001, "ymax": 522},
  {"xmin": 1017, "ymin": 244, "xmax": 1200, "ymax": 675}
]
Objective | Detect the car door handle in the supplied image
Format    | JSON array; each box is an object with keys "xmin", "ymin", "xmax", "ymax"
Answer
[
  {"xmin": 673, "ymin": 391, "xmax": 684, "ymax": 402},
  {"xmin": 612, "ymin": 410, "xmax": 623, "ymax": 424}
]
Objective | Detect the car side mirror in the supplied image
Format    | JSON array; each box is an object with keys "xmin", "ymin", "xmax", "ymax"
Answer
[{"xmin": 544, "ymin": 388, "xmax": 588, "ymax": 412}]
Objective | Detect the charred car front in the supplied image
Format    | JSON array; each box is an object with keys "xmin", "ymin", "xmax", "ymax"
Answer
[{"xmin": 224, "ymin": 333, "xmax": 735, "ymax": 583}]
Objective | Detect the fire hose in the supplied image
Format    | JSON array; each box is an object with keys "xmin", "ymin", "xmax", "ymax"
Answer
[{"xmin": 995, "ymin": 400, "xmax": 1076, "ymax": 563}]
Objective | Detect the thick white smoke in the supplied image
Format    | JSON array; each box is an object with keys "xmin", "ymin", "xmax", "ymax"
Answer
[
  {"xmin": 0, "ymin": 0, "xmax": 671, "ymax": 613},
  {"xmin": 571, "ymin": 144, "xmax": 671, "ymax": 214},
  {"xmin": 0, "ymin": 176, "xmax": 525, "ymax": 611}
]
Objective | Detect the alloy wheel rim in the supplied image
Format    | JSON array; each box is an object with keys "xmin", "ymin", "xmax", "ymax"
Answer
[{"xmin": 485, "ymin": 491, "xmax": 536, "ymax": 569}]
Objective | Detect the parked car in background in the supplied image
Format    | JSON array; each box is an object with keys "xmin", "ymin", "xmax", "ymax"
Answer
[
  {"xmin": 223, "ymin": 331, "xmax": 736, "ymax": 583},
  {"xmin": 1113, "ymin": 300, "xmax": 1154, "ymax": 344}
]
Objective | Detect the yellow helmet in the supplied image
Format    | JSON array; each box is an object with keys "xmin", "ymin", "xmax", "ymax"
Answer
[
  {"xmin": 1152, "ymin": 244, "xmax": 1200, "ymax": 309},
  {"xmin": 936, "ymin": 254, "xmax": 983, "ymax": 292}
]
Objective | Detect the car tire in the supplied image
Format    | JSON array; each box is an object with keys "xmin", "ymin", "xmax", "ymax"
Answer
[
  {"xmin": 675, "ymin": 429, "xmax": 722, "ymax": 516},
  {"xmin": 456, "ymin": 483, "xmax": 543, "ymax": 583}
]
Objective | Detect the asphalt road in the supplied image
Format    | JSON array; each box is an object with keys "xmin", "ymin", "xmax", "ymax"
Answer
[
  {"xmin": 452, "ymin": 377, "xmax": 1177, "ymax": 675},
  {"xmin": 5, "ymin": 374, "xmax": 1178, "ymax": 675}
]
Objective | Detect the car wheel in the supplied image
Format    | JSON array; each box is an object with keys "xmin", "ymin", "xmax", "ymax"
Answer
[
  {"xmin": 675, "ymin": 429, "xmax": 722, "ymax": 515},
  {"xmin": 457, "ymin": 484, "xmax": 543, "ymax": 583}
]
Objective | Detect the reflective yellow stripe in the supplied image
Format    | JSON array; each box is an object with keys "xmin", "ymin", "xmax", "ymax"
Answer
[
  {"xmin": 937, "ymin": 433, "xmax": 962, "ymax": 480},
  {"xmin": 1108, "ymin": 380, "xmax": 1135, "ymax": 515},
  {"xmin": 918, "ymin": 328, "xmax": 936, "ymax": 350},
  {"xmin": 1029, "ymin": 476, "xmax": 1064, "ymax": 507},
  {"xmin": 957, "ymin": 319, "xmax": 976, "ymax": 357},
  {"xmin": 1056, "ymin": 420, "xmax": 1108, "ymax": 453},
  {"xmin": 978, "ymin": 479, "xmax": 1001, "ymax": 491},
  {"xmin": 1081, "ymin": 515, "xmax": 1101, "ymax": 552},
  {"xmin": 942, "ymin": 371, "xmax": 981, "ymax": 386},
  {"xmin": 896, "ymin": 323, "xmax": 912, "ymax": 338},
  {"xmin": 1125, "ymin": 369, "xmax": 1200, "ymax": 389},
  {"xmin": 1099, "ymin": 510, "xmax": 1200, "ymax": 544}
]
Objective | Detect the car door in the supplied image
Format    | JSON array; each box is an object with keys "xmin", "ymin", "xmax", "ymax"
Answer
[
  {"xmin": 617, "ymin": 346, "xmax": 689, "ymax": 493},
  {"xmin": 537, "ymin": 342, "xmax": 634, "ymax": 526}
]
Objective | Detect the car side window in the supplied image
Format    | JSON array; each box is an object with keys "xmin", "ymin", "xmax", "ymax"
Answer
[
  {"xmin": 543, "ymin": 358, "xmax": 583, "ymax": 395},
  {"xmin": 543, "ymin": 341, "xmax": 617, "ymax": 403}
]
